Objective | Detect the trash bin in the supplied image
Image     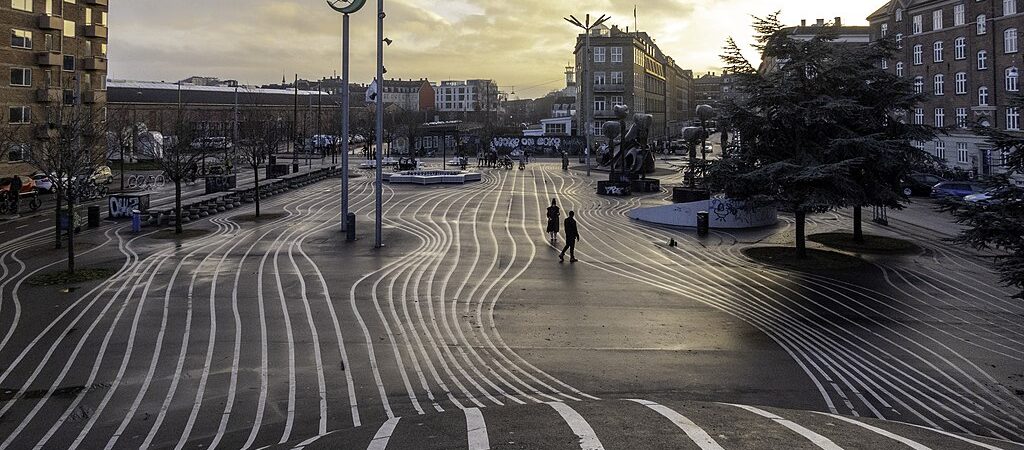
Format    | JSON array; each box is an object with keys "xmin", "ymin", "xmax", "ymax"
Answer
[
  {"xmin": 88, "ymin": 205, "xmax": 101, "ymax": 228},
  {"xmin": 697, "ymin": 211, "xmax": 709, "ymax": 237},
  {"xmin": 131, "ymin": 209, "xmax": 142, "ymax": 233},
  {"xmin": 346, "ymin": 212, "xmax": 356, "ymax": 242},
  {"xmin": 292, "ymin": 162, "xmax": 300, "ymax": 174}
]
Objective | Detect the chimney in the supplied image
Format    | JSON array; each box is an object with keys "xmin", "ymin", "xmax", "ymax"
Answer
[
  {"xmin": 816, "ymin": 18, "xmax": 824, "ymax": 26},
  {"xmin": 835, "ymin": 17, "xmax": 842, "ymax": 26},
  {"xmin": 801, "ymin": 19, "xmax": 807, "ymax": 27}
]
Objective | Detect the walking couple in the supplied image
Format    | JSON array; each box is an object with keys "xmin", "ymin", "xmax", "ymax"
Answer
[{"xmin": 546, "ymin": 199, "xmax": 579, "ymax": 263}]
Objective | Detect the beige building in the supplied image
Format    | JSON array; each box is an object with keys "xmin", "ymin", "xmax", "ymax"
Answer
[{"xmin": 1, "ymin": 0, "xmax": 109, "ymax": 175}]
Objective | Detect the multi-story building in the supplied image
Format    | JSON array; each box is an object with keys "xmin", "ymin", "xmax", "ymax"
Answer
[
  {"xmin": 433, "ymin": 79, "xmax": 500, "ymax": 113},
  {"xmin": 665, "ymin": 59, "xmax": 694, "ymax": 139},
  {"xmin": 869, "ymin": 0, "xmax": 1024, "ymax": 176},
  {"xmin": 2, "ymin": 0, "xmax": 109, "ymax": 174},
  {"xmin": 573, "ymin": 24, "xmax": 694, "ymax": 141},
  {"xmin": 381, "ymin": 78, "xmax": 434, "ymax": 112},
  {"xmin": 694, "ymin": 72, "xmax": 722, "ymax": 109}
]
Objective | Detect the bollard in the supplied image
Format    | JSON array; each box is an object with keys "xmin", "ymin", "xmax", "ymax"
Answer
[
  {"xmin": 131, "ymin": 209, "xmax": 142, "ymax": 233},
  {"xmin": 697, "ymin": 211, "xmax": 709, "ymax": 237},
  {"xmin": 346, "ymin": 212, "xmax": 356, "ymax": 242},
  {"xmin": 87, "ymin": 205, "xmax": 101, "ymax": 228}
]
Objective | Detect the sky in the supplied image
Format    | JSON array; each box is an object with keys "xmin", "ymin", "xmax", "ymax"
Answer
[{"xmin": 108, "ymin": 0, "xmax": 880, "ymax": 99}]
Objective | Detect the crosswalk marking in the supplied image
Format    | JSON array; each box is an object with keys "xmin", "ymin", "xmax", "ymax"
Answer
[
  {"xmin": 727, "ymin": 404, "xmax": 844, "ymax": 450},
  {"xmin": 627, "ymin": 399, "xmax": 725, "ymax": 450},
  {"xmin": 366, "ymin": 417, "xmax": 401, "ymax": 450},
  {"xmin": 820, "ymin": 413, "xmax": 931, "ymax": 450},
  {"xmin": 465, "ymin": 407, "xmax": 490, "ymax": 450},
  {"xmin": 902, "ymin": 421, "xmax": 1012, "ymax": 450},
  {"xmin": 547, "ymin": 402, "xmax": 605, "ymax": 450}
]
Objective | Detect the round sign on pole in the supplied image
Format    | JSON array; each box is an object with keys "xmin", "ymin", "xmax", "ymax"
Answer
[{"xmin": 327, "ymin": 0, "xmax": 366, "ymax": 14}]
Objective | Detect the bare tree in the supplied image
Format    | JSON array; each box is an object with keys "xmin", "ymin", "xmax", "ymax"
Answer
[
  {"xmin": 238, "ymin": 108, "xmax": 286, "ymax": 217},
  {"xmin": 26, "ymin": 102, "xmax": 106, "ymax": 273},
  {"xmin": 145, "ymin": 111, "xmax": 206, "ymax": 234}
]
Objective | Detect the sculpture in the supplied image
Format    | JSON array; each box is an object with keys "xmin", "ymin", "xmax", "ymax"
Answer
[{"xmin": 599, "ymin": 105, "xmax": 656, "ymax": 177}]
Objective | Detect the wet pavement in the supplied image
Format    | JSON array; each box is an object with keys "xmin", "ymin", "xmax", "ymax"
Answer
[{"xmin": 0, "ymin": 162, "xmax": 1021, "ymax": 449}]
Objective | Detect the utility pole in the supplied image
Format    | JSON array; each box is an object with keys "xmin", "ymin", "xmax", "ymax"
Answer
[
  {"xmin": 565, "ymin": 13, "xmax": 610, "ymax": 177},
  {"xmin": 374, "ymin": 0, "xmax": 385, "ymax": 248},
  {"xmin": 293, "ymin": 73, "xmax": 299, "ymax": 167},
  {"xmin": 328, "ymin": 0, "xmax": 367, "ymax": 237}
]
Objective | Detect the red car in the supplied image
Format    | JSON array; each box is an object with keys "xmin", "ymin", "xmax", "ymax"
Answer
[{"xmin": 0, "ymin": 175, "xmax": 36, "ymax": 195}]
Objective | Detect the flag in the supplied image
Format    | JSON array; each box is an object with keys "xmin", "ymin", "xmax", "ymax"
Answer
[{"xmin": 365, "ymin": 78, "xmax": 378, "ymax": 103}]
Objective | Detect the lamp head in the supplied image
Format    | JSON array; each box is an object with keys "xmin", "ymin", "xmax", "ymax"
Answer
[{"xmin": 327, "ymin": 0, "xmax": 366, "ymax": 14}]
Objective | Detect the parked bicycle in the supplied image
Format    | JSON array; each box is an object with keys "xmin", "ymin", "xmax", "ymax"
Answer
[{"xmin": 0, "ymin": 191, "xmax": 40, "ymax": 215}]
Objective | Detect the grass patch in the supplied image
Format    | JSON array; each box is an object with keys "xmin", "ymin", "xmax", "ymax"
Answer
[
  {"xmin": 808, "ymin": 232, "xmax": 921, "ymax": 255},
  {"xmin": 743, "ymin": 246, "xmax": 869, "ymax": 272},
  {"xmin": 27, "ymin": 267, "xmax": 117, "ymax": 287},
  {"xmin": 150, "ymin": 229, "xmax": 210, "ymax": 240},
  {"xmin": 230, "ymin": 212, "xmax": 287, "ymax": 222}
]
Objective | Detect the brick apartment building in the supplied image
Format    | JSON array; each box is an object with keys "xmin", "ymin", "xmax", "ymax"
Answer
[
  {"xmin": 1, "ymin": 0, "xmax": 108, "ymax": 175},
  {"xmin": 573, "ymin": 24, "xmax": 694, "ymax": 142},
  {"xmin": 381, "ymin": 78, "xmax": 434, "ymax": 112},
  {"xmin": 869, "ymin": 0, "xmax": 1024, "ymax": 177}
]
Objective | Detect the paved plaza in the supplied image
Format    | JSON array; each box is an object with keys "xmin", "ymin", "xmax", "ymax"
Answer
[{"xmin": 0, "ymin": 162, "xmax": 1021, "ymax": 449}]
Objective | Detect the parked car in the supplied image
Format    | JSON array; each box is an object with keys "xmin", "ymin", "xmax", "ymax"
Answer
[
  {"xmin": 90, "ymin": 165, "xmax": 114, "ymax": 185},
  {"xmin": 901, "ymin": 172, "xmax": 946, "ymax": 196},
  {"xmin": 964, "ymin": 187, "xmax": 1022, "ymax": 205},
  {"xmin": 191, "ymin": 136, "xmax": 233, "ymax": 150},
  {"xmin": 0, "ymin": 175, "xmax": 36, "ymax": 195},
  {"xmin": 930, "ymin": 181, "xmax": 985, "ymax": 199},
  {"xmin": 31, "ymin": 173, "xmax": 53, "ymax": 193}
]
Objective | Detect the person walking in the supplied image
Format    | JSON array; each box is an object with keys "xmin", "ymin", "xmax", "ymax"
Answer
[
  {"xmin": 559, "ymin": 210, "xmax": 579, "ymax": 263},
  {"xmin": 546, "ymin": 198, "xmax": 560, "ymax": 244},
  {"xmin": 561, "ymin": 152, "xmax": 569, "ymax": 171}
]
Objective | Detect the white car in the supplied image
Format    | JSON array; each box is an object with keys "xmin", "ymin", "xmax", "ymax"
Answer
[
  {"xmin": 358, "ymin": 159, "xmax": 377, "ymax": 169},
  {"xmin": 31, "ymin": 174, "xmax": 54, "ymax": 193}
]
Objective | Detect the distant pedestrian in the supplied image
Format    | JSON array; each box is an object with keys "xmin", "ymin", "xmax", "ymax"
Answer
[
  {"xmin": 561, "ymin": 152, "xmax": 569, "ymax": 171},
  {"xmin": 546, "ymin": 198, "xmax": 560, "ymax": 244},
  {"xmin": 559, "ymin": 210, "xmax": 579, "ymax": 263}
]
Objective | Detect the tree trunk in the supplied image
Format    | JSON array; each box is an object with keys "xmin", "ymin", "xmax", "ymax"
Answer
[
  {"xmin": 254, "ymin": 167, "xmax": 261, "ymax": 217},
  {"xmin": 175, "ymin": 181, "xmax": 183, "ymax": 234},
  {"xmin": 853, "ymin": 206, "xmax": 864, "ymax": 243},
  {"xmin": 66, "ymin": 196, "xmax": 75, "ymax": 274},
  {"xmin": 54, "ymin": 190, "xmax": 63, "ymax": 249},
  {"xmin": 795, "ymin": 208, "xmax": 807, "ymax": 258}
]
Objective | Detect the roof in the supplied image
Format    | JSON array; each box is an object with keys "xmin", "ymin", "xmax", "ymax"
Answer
[{"xmin": 107, "ymin": 80, "xmax": 331, "ymax": 107}]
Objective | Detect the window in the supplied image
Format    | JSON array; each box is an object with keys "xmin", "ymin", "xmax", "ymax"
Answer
[
  {"xmin": 934, "ymin": 74, "xmax": 945, "ymax": 95},
  {"xmin": 594, "ymin": 96, "xmax": 606, "ymax": 111},
  {"xmin": 8, "ymin": 106, "xmax": 30, "ymax": 124},
  {"xmin": 62, "ymin": 54, "xmax": 74, "ymax": 72},
  {"xmin": 881, "ymin": 23, "xmax": 888, "ymax": 37},
  {"xmin": 933, "ymin": 10, "xmax": 943, "ymax": 30},
  {"xmin": 9, "ymin": 68, "xmax": 31, "ymax": 87},
  {"xmin": 935, "ymin": 108, "xmax": 945, "ymax": 127},
  {"xmin": 956, "ymin": 72, "xmax": 968, "ymax": 93},
  {"xmin": 63, "ymin": 88, "xmax": 74, "ymax": 104},
  {"xmin": 913, "ymin": 15, "xmax": 923, "ymax": 34},
  {"xmin": 1005, "ymin": 0, "xmax": 1018, "ymax": 15},
  {"xmin": 956, "ymin": 107, "xmax": 968, "ymax": 127},
  {"xmin": 915, "ymin": 76, "xmax": 924, "ymax": 93},
  {"xmin": 594, "ymin": 71, "xmax": 606, "ymax": 85},
  {"xmin": 979, "ymin": 86, "xmax": 990, "ymax": 105},
  {"xmin": 896, "ymin": 33, "xmax": 903, "ymax": 48},
  {"xmin": 593, "ymin": 47, "xmax": 606, "ymax": 63},
  {"xmin": 610, "ymin": 47, "xmax": 622, "ymax": 63},
  {"xmin": 1007, "ymin": 67, "xmax": 1020, "ymax": 91},
  {"xmin": 896, "ymin": 8, "xmax": 903, "ymax": 22},
  {"xmin": 610, "ymin": 71, "xmax": 623, "ymax": 85},
  {"xmin": 914, "ymin": 45, "xmax": 923, "ymax": 65},
  {"xmin": 84, "ymin": 8, "xmax": 92, "ymax": 25},
  {"xmin": 611, "ymin": 95, "xmax": 623, "ymax": 106},
  {"xmin": 978, "ymin": 15, "xmax": 987, "ymax": 34},
  {"xmin": 1006, "ymin": 28, "xmax": 1019, "ymax": 53},
  {"xmin": 957, "ymin": 142, "xmax": 969, "ymax": 163},
  {"xmin": 11, "ymin": 0, "xmax": 31, "ymax": 11},
  {"xmin": 1009, "ymin": 107, "xmax": 1021, "ymax": 130},
  {"xmin": 955, "ymin": 4, "xmax": 966, "ymax": 25},
  {"xmin": 63, "ymin": 19, "xmax": 75, "ymax": 37},
  {"xmin": 935, "ymin": 141, "xmax": 946, "ymax": 160},
  {"xmin": 934, "ymin": 41, "xmax": 944, "ymax": 62},
  {"xmin": 11, "ymin": 29, "xmax": 32, "ymax": 49},
  {"xmin": 955, "ymin": 37, "xmax": 966, "ymax": 59},
  {"xmin": 896, "ymin": 61, "xmax": 904, "ymax": 77},
  {"xmin": 978, "ymin": 50, "xmax": 988, "ymax": 69},
  {"xmin": 881, "ymin": 59, "xmax": 889, "ymax": 69},
  {"xmin": 915, "ymin": 107, "xmax": 924, "ymax": 124}
]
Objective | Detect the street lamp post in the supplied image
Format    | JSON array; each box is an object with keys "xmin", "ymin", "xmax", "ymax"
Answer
[
  {"xmin": 373, "ymin": 0, "xmax": 385, "ymax": 248},
  {"xmin": 327, "ymin": 0, "xmax": 367, "ymax": 236},
  {"xmin": 564, "ymin": 13, "xmax": 610, "ymax": 178}
]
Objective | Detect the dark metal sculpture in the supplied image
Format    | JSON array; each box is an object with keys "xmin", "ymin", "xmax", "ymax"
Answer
[{"xmin": 599, "ymin": 105, "xmax": 656, "ymax": 178}]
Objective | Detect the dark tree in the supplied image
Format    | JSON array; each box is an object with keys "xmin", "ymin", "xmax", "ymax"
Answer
[
  {"xmin": 147, "ymin": 112, "xmax": 206, "ymax": 234},
  {"xmin": 944, "ymin": 95, "xmax": 1024, "ymax": 299},
  {"xmin": 238, "ymin": 108, "xmax": 286, "ymax": 218},
  {"xmin": 710, "ymin": 13, "xmax": 931, "ymax": 255}
]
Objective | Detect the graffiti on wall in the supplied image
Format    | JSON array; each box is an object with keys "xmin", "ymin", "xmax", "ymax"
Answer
[
  {"xmin": 108, "ymin": 194, "xmax": 150, "ymax": 219},
  {"xmin": 488, "ymin": 136, "xmax": 586, "ymax": 156}
]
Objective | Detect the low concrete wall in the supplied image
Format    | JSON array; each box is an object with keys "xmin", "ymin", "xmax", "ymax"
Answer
[{"xmin": 628, "ymin": 196, "xmax": 778, "ymax": 229}]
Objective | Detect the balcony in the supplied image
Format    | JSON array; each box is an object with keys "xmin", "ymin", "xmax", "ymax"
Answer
[
  {"xmin": 36, "ymin": 88, "xmax": 61, "ymax": 103},
  {"xmin": 84, "ymin": 25, "xmax": 107, "ymax": 39},
  {"xmin": 38, "ymin": 14, "xmax": 62, "ymax": 30},
  {"xmin": 85, "ymin": 0, "xmax": 108, "ymax": 5},
  {"xmin": 82, "ymin": 90, "xmax": 106, "ymax": 104},
  {"xmin": 593, "ymin": 109, "xmax": 616, "ymax": 118},
  {"xmin": 593, "ymin": 83, "xmax": 625, "ymax": 92},
  {"xmin": 82, "ymin": 57, "xmax": 107, "ymax": 71},
  {"xmin": 36, "ymin": 52, "xmax": 61, "ymax": 66}
]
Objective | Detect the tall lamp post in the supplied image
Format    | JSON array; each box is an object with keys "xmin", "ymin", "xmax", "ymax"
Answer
[
  {"xmin": 564, "ymin": 13, "xmax": 610, "ymax": 178},
  {"xmin": 328, "ymin": 0, "xmax": 366, "ymax": 236}
]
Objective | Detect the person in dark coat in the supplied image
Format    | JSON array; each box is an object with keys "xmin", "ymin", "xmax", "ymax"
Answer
[
  {"xmin": 561, "ymin": 152, "xmax": 569, "ymax": 171},
  {"xmin": 560, "ymin": 210, "xmax": 579, "ymax": 263},
  {"xmin": 546, "ymin": 198, "xmax": 560, "ymax": 244}
]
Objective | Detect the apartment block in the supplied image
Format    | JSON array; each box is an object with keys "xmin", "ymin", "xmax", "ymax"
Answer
[
  {"xmin": 433, "ymin": 79, "xmax": 499, "ymax": 113},
  {"xmin": 869, "ymin": 0, "xmax": 1024, "ymax": 176}
]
